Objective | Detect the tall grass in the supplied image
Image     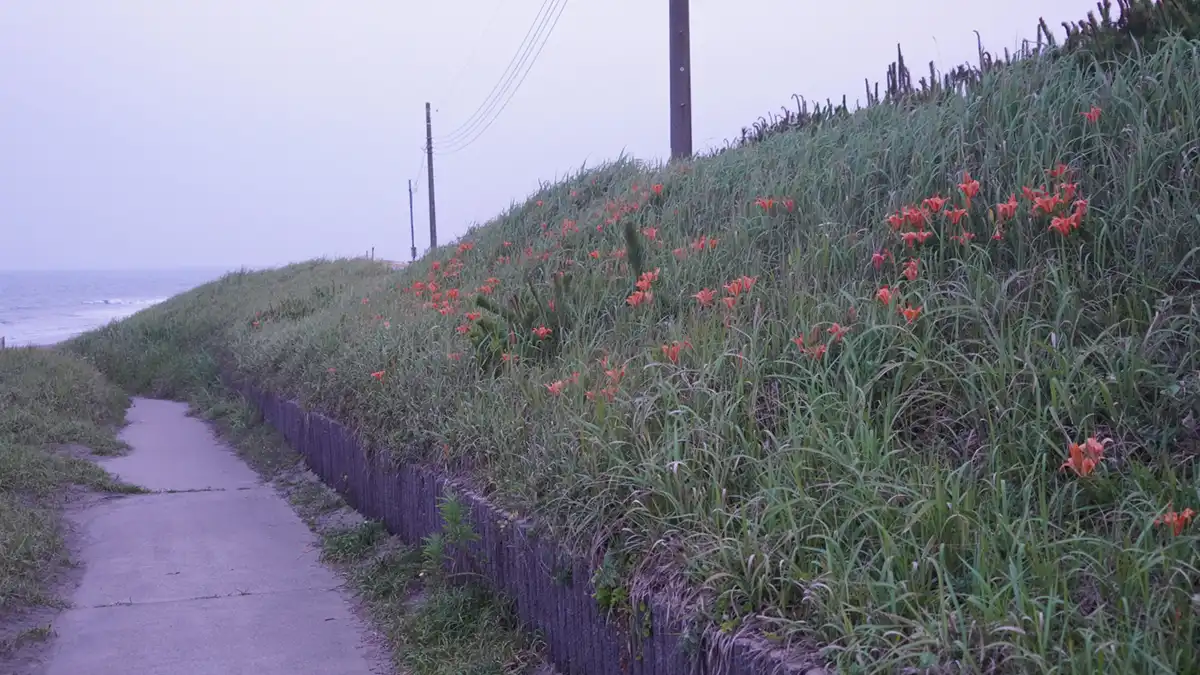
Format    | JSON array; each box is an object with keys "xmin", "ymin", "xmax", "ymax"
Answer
[
  {"xmin": 70, "ymin": 37, "xmax": 1200, "ymax": 673},
  {"xmin": 0, "ymin": 348, "xmax": 135, "ymax": 614}
]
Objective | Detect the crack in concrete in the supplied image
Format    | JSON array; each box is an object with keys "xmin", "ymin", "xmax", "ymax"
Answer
[{"xmin": 83, "ymin": 585, "xmax": 349, "ymax": 610}]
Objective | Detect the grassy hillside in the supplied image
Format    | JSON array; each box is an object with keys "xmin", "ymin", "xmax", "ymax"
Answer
[
  {"xmin": 70, "ymin": 32, "xmax": 1200, "ymax": 674},
  {"xmin": 0, "ymin": 348, "xmax": 136, "ymax": 619}
]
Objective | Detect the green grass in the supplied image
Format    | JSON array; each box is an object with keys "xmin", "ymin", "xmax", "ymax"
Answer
[
  {"xmin": 192, "ymin": 388, "xmax": 546, "ymax": 674},
  {"xmin": 0, "ymin": 348, "xmax": 139, "ymax": 615},
  {"xmin": 67, "ymin": 34, "xmax": 1200, "ymax": 673}
]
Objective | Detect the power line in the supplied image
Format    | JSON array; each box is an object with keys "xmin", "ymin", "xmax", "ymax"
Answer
[
  {"xmin": 436, "ymin": 0, "xmax": 558, "ymax": 145},
  {"xmin": 436, "ymin": 0, "xmax": 567, "ymax": 151},
  {"xmin": 436, "ymin": 0, "xmax": 571, "ymax": 154},
  {"xmin": 439, "ymin": 0, "xmax": 510, "ymax": 108}
]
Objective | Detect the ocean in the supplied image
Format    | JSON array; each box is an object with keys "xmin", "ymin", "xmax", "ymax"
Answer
[{"xmin": 0, "ymin": 268, "xmax": 229, "ymax": 347}]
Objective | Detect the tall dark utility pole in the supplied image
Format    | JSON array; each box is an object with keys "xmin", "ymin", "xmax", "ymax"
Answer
[
  {"xmin": 407, "ymin": 179, "xmax": 417, "ymax": 261},
  {"xmin": 424, "ymin": 102, "xmax": 438, "ymax": 250},
  {"xmin": 669, "ymin": 0, "xmax": 693, "ymax": 160}
]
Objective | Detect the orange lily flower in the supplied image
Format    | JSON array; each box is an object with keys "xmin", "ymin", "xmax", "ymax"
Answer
[
  {"xmin": 1155, "ymin": 504, "xmax": 1196, "ymax": 536},
  {"xmin": 900, "ymin": 304, "xmax": 921, "ymax": 323},
  {"xmin": 626, "ymin": 290, "xmax": 652, "ymax": 307},
  {"xmin": 876, "ymin": 286, "xmax": 893, "ymax": 306},
  {"xmin": 945, "ymin": 207, "xmax": 968, "ymax": 226},
  {"xmin": 959, "ymin": 171, "xmax": 980, "ymax": 207}
]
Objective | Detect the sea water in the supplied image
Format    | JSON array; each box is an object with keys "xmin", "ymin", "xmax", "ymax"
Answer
[{"xmin": 0, "ymin": 268, "xmax": 227, "ymax": 347}]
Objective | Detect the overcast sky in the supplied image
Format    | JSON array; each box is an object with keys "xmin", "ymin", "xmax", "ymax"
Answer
[{"xmin": 1, "ymin": 1, "xmax": 1101, "ymax": 271}]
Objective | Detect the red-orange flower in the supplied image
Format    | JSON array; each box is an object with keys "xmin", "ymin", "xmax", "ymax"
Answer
[
  {"xmin": 456, "ymin": 324, "xmax": 471, "ymax": 335},
  {"xmin": 370, "ymin": 370, "xmax": 385, "ymax": 380},
  {"xmin": 693, "ymin": 288, "xmax": 715, "ymax": 307},
  {"xmin": 465, "ymin": 311, "xmax": 482, "ymax": 321},
  {"xmin": 636, "ymin": 268, "xmax": 661, "ymax": 292},
  {"xmin": 871, "ymin": 249, "xmax": 892, "ymax": 271},
  {"xmin": 1155, "ymin": 504, "xmax": 1196, "ymax": 536},
  {"xmin": 900, "ymin": 304, "xmax": 921, "ymax": 323},
  {"xmin": 755, "ymin": 197, "xmax": 775, "ymax": 210},
  {"xmin": 959, "ymin": 171, "xmax": 980, "ymax": 207},
  {"xmin": 1048, "ymin": 216, "xmax": 1073, "ymax": 237},
  {"xmin": 722, "ymin": 296, "xmax": 737, "ymax": 310},
  {"xmin": 903, "ymin": 206, "xmax": 928, "ymax": 230},
  {"xmin": 626, "ymin": 290, "xmax": 653, "ymax": 307},
  {"xmin": 995, "ymin": 195, "xmax": 1018, "ymax": 222},
  {"xmin": 945, "ymin": 207, "xmax": 968, "ymax": 226},
  {"xmin": 532, "ymin": 325, "xmax": 552, "ymax": 340},
  {"xmin": 1061, "ymin": 436, "xmax": 1109, "ymax": 477},
  {"xmin": 827, "ymin": 323, "xmax": 849, "ymax": 341},
  {"xmin": 1072, "ymin": 199, "xmax": 1088, "ymax": 219},
  {"xmin": 902, "ymin": 258, "xmax": 919, "ymax": 282},
  {"xmin": 642, "ymin": 226, "xmax": 658, "ymax": 241},
  {"xmin": 886, "ymin": 211, "xmax": 905, "ymax": 231},
  {"xmin": 876, "ymin": 286, "xmax": 893, "ymax": 306},
  {"xmin": 950, "ymin": 231, "xmax": 976, "ymax": 245},
  {"xmin": 900, "ymin": 229, "xmax": 934, "ymax": 247},
  {"xmin": 652, "ymin": 183, "xmax": 663, "ymax": 195},
  {"xmin": 661, "ymin": 340, "xmax": 690, "ymax": 363},
  {"xmin": 922, "ymin": 195, "xmax": 947, "ymax": 213},
  {"xmin": 1033, "ymin": 193, "xmax": 1063, "ymax": 214},
  {"xmin": 1046, "ymin": 163, "xmax": 1070, "ymax": 180},
  {"xmin": 361, "ymin": 297, "xmax": 370, "ymax": 304},
  {"xmin": 1082, "ymin": 105, "xmax": 1101, "ymax": 123},
  {"xmin": 589, "ymin": 250, "xmax": 600, "ymax": 259}
]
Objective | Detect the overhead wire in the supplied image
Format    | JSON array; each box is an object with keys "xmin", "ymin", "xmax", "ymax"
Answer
[
  {"xmin": 435, "ymin": 0, "xmax": 560, "ymax": 147},
  {"xmin": 435, "ymin": 0, "xmax": 569, "ymax": 154}
]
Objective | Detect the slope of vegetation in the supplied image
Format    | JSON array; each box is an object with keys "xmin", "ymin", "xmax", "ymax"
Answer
[
  {"xmin": 0, "ymin": 348, "xmax": 136, "ymax": 618},
  {"xmin": 71, "ymin": 18, "xmax": 1200, "ymax": 675}
]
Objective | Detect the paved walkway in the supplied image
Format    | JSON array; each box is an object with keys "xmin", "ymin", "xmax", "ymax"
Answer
[{"xmin": 45, "ymin": 398, "xmax": 385, "ymax": 675}]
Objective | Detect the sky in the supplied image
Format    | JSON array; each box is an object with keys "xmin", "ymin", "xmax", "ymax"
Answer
[{"xmin": 0, "ymin": 1, "xmax": 1103, "ymax": 271}]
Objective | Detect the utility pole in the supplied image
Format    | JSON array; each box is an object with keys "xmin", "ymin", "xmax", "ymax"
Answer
[
  {"xmin": 407, "ymin": 179, "xmax": 417, "ymax": 261},
  {"xmin": 425, "ymin": 102, "xmax": 438, "ymax": 250},
  {"xmin": 669, "ymin": 0, "xmax": 693, "ymax": 160}
]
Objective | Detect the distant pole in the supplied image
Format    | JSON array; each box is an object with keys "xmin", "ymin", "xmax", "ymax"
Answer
[
  {"xmin": 425, "ymin": 102, "xmax": 438, "ymax": 250},
  {"xmin": 669, "ymin": 0, "xmax": 693, "ymax": 160},
  {"xmin": 408, "ymin": 179, "xmax": 417, "ymax": 261}
]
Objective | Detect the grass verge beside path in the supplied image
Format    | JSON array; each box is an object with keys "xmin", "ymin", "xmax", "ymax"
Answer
[
  {"xmin": 0, "ymin": 347, "xmax": 140, "ymax": 648},
  {"xmin": 190, "ymin": 385, "xmax": 553, "ymax": 675},
  {"xmin": 70, "ymin": 29, "xmax": 1200, "ymax": 675}
]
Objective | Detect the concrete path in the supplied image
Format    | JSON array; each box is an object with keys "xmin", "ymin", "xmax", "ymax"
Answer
[{"xmin": 44, "ymin": 398, "xmax": 385, "ymax": 675}]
